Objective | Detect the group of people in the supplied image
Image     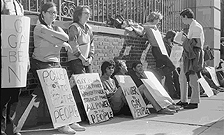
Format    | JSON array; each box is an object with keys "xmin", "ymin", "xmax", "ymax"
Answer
[{"xmin": 1, "ymin": 1, "xmax": 223, "ymax": 135}]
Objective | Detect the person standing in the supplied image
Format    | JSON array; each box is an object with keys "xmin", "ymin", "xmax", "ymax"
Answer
[
  {"xmin": 143, "ymin": 12, "xmax": 178, "ymax": 99},
  {"xmin": 67, "ymin": 5, "xmax": 94, "ymax": 121},
  {"xmin": 30, "ymin": 2, "xmax": 85, "ymax": 134},
  {"xmin": 177, "ymin": 8, "xmax": 205, "ymax": 109},
  {"xmin": 1, "ymin": 0, "xmax": 28, "ymax": 135}
]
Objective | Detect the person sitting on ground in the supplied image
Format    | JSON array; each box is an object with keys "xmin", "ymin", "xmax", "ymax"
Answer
[{"xmin": 101, "ymin": 60, "xmax": 181, "ymax": 115}]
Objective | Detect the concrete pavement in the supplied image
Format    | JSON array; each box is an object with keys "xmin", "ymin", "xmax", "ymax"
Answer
[{"xmin": 20, "ymin": 92, "xmax": 224, "ymax": 135}]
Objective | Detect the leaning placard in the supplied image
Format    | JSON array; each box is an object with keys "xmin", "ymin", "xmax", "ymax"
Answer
[
  {"xmin": 115, "ymin": 75, "xmax": 150, "ymax": 119},
  {"xmin": 37, "ymin": 68, "xmax": 81, "ymax": 129},
  {"xmin": 1, "ymin": 15, "xmax": 30, "ymax": 88},
  {"xmin": 143, "ymin": 71, "xmax": 175, "ymax": 107},
  {"xmin": 151, "ymin": 29, "xmax": 168, "ymax": 56},
  {"xmin": 73, "ymin": 73, "xmax": 113, "ymax": 124}
]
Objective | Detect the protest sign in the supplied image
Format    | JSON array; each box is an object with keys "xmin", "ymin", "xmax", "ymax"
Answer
[
  {"xmin": 205, "ymin": 67, "xmax": 220, "ymax": 87},
  {"xmin": 173, "ymin": 31, "xmax": 184, "ymax": 45},
  {"xmin": 198, "ymin": 76, "xmax": 214, "ymax": 97},
  {"xmin": 115, "ymin": 75, "xmax": 150, "ymax": 119},
  {"xmin": 1, "ymin": 15, "xmax": 30, "ymax": 88},
  {"xmin": 73, "ymin": 73, "xmax": 113, "ymax": 124},
  {"xmin": 37, "ymin": 68, "xmax": 81, "ymax": 128},
  {"xmin": 151, "ymin": 29, "xmax": 168, "ymax": 56},
  {"xmin": 143, "ymin": 71, "xmax": 175, "ymax": 107},
  {"xmin": 170, "ymin": 44, "xmax": 184, "ymax": 68}
]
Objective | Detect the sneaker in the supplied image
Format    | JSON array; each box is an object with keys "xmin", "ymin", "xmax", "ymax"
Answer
[
  {"xmin": 157, "ymin": 108, "xmax": 176, "ymax": 115},
  {"xmin": 176, "ymin": 101, "xmax": 188, "ymax": 107},
  {"xmin": 184, "ymin": 103, "xmax": 198, "ymax": 109},
  {"xmin": 58, "ymin": 125, "xmax": 76, "ymax": 134},
  {"xmin": 70, "ymin": 123, "xmax": 86, "ymax": 131}
]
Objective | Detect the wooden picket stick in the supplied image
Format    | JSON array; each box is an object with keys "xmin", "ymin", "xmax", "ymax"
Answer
[{"xmin": 15, "ymin": 94, "xmax": 40, "ymax": 132}]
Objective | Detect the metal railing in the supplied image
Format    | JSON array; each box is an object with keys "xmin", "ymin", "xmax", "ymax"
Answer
[{"xmin": 20, "ymin": 0, "xmax": 191, "ymax": 32}]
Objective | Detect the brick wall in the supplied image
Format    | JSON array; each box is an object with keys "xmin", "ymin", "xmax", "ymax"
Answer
[{"xmin": 23, "ymin": 22, "xmax": 156, "ymax": 94}]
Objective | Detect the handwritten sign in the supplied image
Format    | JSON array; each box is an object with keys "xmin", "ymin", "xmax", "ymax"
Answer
[
  {"xmin": 37, "ymin": 68, "xmax": 81, "ymax": 129},
  {"xmin": 115, "ymin": 75, "xmax": 150, "ymax": 119},
  {"xmin": 143, "ymin": 71, "xmax": 175, "ymax": 107},
  {"xmin": 73, "ymin": 73, "xmax": 113, "ymax": 124},
  {"xmin": 151, "ymin": 29, "xmax": 168, "ymax": 56},
  {"xmin": 170, "ymin": 44, "xmax": 184, "ymax": 68},
  {"xmin": 1, "ymin": 15, "xmax": 30, "ymax": 88}
]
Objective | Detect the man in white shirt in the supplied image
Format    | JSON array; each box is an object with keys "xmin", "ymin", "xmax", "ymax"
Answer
[{"xmin": 177, "ymin": 8, "xmax": 205, "ymax": 109}]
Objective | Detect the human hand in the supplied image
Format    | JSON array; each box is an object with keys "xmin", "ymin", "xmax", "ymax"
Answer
[
  {"xmin": 63, "ymin": 42, "xmax": 73, "ymax": 53},
  {"xmin": 86, "ymin": 57, "xmax": 93, "ymax": 65}
]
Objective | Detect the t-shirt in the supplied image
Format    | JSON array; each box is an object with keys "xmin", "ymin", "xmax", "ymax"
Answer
[
  {"xmin": 100, "ymin": 77, "xmax": 118, "ymax": 98},
  {"xmin": 32, "ymin": 24, "xmax": 62, "ymax": 62},
  {"xmin": 187, "ymin": 19, "xmax": 205, "ymax": 48}
]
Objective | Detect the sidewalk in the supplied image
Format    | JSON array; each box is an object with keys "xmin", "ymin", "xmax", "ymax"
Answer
[{"xmin": 20, "ymin": 92, "xmax": 224, "ymax": 135}]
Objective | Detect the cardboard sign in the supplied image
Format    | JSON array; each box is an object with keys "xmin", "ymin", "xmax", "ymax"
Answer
[
  {"xmin": 73, "ymin": 73, "xmax": 113, "ymax": 124},
  {"xmin": 151, "ymin": 29, "xmax": 168, "ymax": 56},
  {"xmin": 1, "ymin": 15, "xmax": 30, "ymax": 88},
  {"xmin": 198, "ymin": 76, "xmax": 214, "ymax": 97},
  {"xmin": 205, "ymin": 67, "xmax": 220, "ymax": 87},
  {"xmin": 173, "ymin": 31, "xmax": 184, "ymax": 45},
  {"xmin": 170, "ymin": 44, "xmax": 184, "ymax": 68},
  {"xmin": 37, "ymin": 68, "xmax": 81, "ymax": 128},
  {"xmin": 115, "ymin": 75, "xmax": 150, "ymax": 119},
  {"xmin": 143, "ymin": 71, "xmax": 175, "ymax": 107}
]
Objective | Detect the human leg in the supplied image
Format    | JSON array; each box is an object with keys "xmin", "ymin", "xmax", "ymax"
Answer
[
  {"xmin": 1, "ymin": 88, "xmax": 11, "ymax": 135},
  {"xmin": 178, "ymin": 62, "xmax": 188, "ymax": 103},
  {"xmin": 109, "ymin": 88, "xmax": 125, "ymax": 114}
]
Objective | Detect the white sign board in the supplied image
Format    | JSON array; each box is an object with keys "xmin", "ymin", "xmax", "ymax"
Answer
[
  {"xmin": 143, "ymin": 71, "xmax": 175, "ymax": 107},
  {"xmin": 37, "ymin": 68, "xmax": 81, "ymax": 128},
  {"xmin": 115, "ymin": 75, "xmax": 150, "ymax": 119},
  {"xmin": 198, "ymin": 76, "xmax": 214, "ymax": 97},
  {"xmin": 1, "ymin": 15, "xmax": 30, "ymax": 88},
  {"xmin": 205, "ymin": 67, "xmax": 220, "ymax": 87},
  {"xmin": 151, "ymin": 29, "xmax": 168, "ymax": 56},
  {"xmin": 170, "ymin": 44, "xmax": 184, "ymax": 68},
  {"xmin": 173, "ymin": 31, "xmax": 184, "ymax": 45},
  {"xmin": 73, "ymin": 73, "xmax": 113, "ymax": 124}
]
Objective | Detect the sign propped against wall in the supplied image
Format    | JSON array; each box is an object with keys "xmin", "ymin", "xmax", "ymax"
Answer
[
  {"xmin": 205, "ymin": 67, "xmax": 220, "ymax": 87},
  {"xmin": 37, "ymin": 68, "xmax": 81, "ymax": 129},
  {"xmin": 198, "ymin": 75, "xmax": 214, "ymax": 97},
  {"xmin": 143, "ymin": 71, "xmax": 175, "ymax": 107},
  {"xmin": 151, "ymin": 29, "xmax": 168, "ymax": 56},
  {"xmin": 1, "ymin": 15, "xmax": 30, "ymax": 88},
  {"xmin": 73, "ymin": 73, "xmax": 113, "ymax": 124},
  {"xmin": 115, "ymin": 75, "xmax": 150, "ymax": 119}
]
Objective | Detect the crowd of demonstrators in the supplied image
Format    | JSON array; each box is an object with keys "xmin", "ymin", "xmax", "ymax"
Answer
[
  {"xmin": 2, "ymin": 1, "xmax": 223, "ymax": 134},
  {"xmin": 66, "ymin": 5, "xmax": 94, "ymax": 124},
  {"xmin": 143, "ymin": 12, "xmax": 179, "ymax": 99},
  {"xmin": 1, "ymin": 0, "xmax": 28, "ymax": 135}
]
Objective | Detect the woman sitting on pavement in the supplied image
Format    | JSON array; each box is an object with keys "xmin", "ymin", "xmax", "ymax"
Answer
[
  {"xmin": 216, "ymin": 60, "xmax": 224, "ymax": 87},
  {"xmin": 128, "ymin": 61, "xmax": 183, "ymax": 114},
  {"xmin": 100, "ymin": 60, "xmax": 181, "ymax": 115}
]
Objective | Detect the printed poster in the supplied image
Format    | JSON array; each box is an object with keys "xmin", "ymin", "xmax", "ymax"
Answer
[
  {"xmin": 37, "ymin": 68, "xmax": 81, "ymax": 128},
  {"xmin": 1, "ymin": 15, "xmax": 30, "ymax": 88},
  {"xmin": 73, "ymin": 73, "xmax": 113, "ymax": 124},
  {"xmin": 115, "ymin": 75, "xmax": 150, "ymax": 119}
]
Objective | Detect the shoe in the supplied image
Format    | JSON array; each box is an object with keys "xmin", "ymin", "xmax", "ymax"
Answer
[
  {"xmin": 58, "ymin": 125, "xmax": 76, "ymax": 134},
  {"xmin": 167, "ymin": 105, "xmax": 183, "ymax": 112},
  {"xmin": 14, "ymin": 133, "xmax": 21, "ymax": 135},
  {"xmin": 70, "ymin": 123, "xmax": 86, "ymax": 131},
  {"xmin": 176, "ymin": 101, "xmax": 188, "ymax": 107},
  {"xmin": 157, "ymin": 108, "xmax": 176, "ymax": 115},
  {"xmin": 184, "ymin": 103, "xmax": 198, "ymax": 109}
]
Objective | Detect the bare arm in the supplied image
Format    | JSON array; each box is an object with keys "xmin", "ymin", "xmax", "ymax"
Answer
[{"xmin": 42, "ymin": 26, "xmax": 69, "ymax": 41}]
